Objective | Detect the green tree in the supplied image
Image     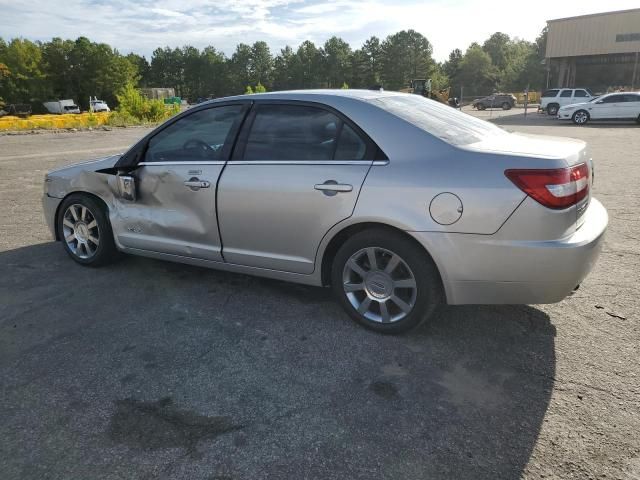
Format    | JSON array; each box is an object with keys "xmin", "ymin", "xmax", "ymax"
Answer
[
  {"xmin": 482, "ymin": 32, "xmax": 511, "ymax": 71},
  {"xmin": 230, "ymin": 43, "xmax": 252, "ymax": 94},
  {"xmin": 249, "ymin": 41, "xmax": 273, "ymax": 88},
  {"xmin": 322, "ymin": 36, "xmax": 351, "ymax": 88},
  {"xmin": 292, "ymin": 40, "xmax": 323, "ymax": 89},
  {"xmin": 254, "ymin": 82, "xmax": 266, "ymax": 93},
  {"xmin": 458, "ymin": 43, "xmax": 496, "ymax": 95},
  {"xmin": 381, "ymin": 30, "xmax": 434, "ymax": 90},
  {"xmin": 272, "ymin": 46, "xmax": 295, "ymax": 91}
]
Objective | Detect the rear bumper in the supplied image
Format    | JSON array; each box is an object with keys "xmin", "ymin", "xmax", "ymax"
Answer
[
  {"xmin": 410, "ymin": 198, "xmax": 608, "ymax": 305},
  {"xmin": 42, "ymin": 194, "xmax": 62, "ymax": 240}
]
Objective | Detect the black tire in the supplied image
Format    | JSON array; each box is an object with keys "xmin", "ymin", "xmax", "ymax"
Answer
[
  {"xmin": 501, "ymin": 102, "xmax": 511, "ymax": 110},
  {"xmin": 572, "ymin": 110, "xmax": 590, "ymax": 125},
  {"xmin": 57, "ymin": 193, "xmax": 118, "ymax": 267},
  {"xmin": 547, "ymin": 103, "xmax": 559, "ymax": 116},
  {"xmin": 476, "ymin": 103, "xmax": 486, "ymax": 111},
  {"xmin": 636, "ymin": 114, "xmax": 640, "ymax": 125},
  {"xmin": 330, "ymin": 229, "xmax": 442, "ymax": 334}
]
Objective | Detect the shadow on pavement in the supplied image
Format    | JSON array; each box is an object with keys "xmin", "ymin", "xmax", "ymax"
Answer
[{"xmin": 1, "ymin": 242, "xmax": 556, "ymax": 480}]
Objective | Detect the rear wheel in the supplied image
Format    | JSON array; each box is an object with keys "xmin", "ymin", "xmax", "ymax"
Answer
[
  {"xmin": 501, "ymin": 102, "xmax": 511, "ymax": 110},
  {"xmin": 331, "ymin": 229, "xmax": 441, "ymax": 334},
  {"xmin": 476, "ymin": 103, "xmax": 486, "ymax": 111},
  {"xmin": 572, "ymin": 110, "xmax": 590, "ymax": 125},
  {"xmin": 547, "ymin": 103, "xmax": 559, "ymax": 116},
  {"xmin": 57, "ymin": 194, "xmax": 118, "ymax": 266}
]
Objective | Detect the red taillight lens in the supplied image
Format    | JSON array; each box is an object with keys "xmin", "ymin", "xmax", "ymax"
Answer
[{"xmin": 505, "ymin": 163, "xmax": 589, "ymax": 210}]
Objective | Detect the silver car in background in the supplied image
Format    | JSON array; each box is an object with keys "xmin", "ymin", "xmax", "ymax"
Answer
[{"xmin": 42, "ymin": 90, "xmax": 608, "ymax": 333}]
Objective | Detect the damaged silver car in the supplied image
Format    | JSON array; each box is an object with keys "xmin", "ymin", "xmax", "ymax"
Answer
[{"xmin": 43, "ymin": 90, "xmax": 608, "ymax": 333}]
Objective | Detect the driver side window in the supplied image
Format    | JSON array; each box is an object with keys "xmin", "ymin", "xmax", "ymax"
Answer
[{"xmin": 144, "ymin": 105, "xmax": 245, "ymax": 163}]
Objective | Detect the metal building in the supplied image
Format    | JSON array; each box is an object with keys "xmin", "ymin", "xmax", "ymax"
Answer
[{"xmin": 546, "ymin": 8, "xmax": 640, "ymax": 91}]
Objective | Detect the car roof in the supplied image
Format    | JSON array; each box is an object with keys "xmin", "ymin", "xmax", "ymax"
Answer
[{"xmin": 201, "ymin": 89, "xmax": 406, "ymax": 106}]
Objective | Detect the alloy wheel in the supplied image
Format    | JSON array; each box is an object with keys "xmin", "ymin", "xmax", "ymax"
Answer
[
  {"xmin": 574, "ymin": 111, "xmax": 588, "ymax": 124},
  {"xmin": 62, "ymin": 204, "xmax": 100, "ymax": 259},
  {"xmin": 342, "ymin": 247, "xmax": 418, "ymax": 324}
]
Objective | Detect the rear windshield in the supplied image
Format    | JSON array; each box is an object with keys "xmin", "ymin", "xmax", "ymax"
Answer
[{"xmin": 373, "ymin": 95, "xmax": 506, "ymax": 146}]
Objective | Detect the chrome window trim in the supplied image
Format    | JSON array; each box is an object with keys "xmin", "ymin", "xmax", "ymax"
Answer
[
  {"xmin": 138, "ymin": 160, "xmax": 389, "ymax": 166},
  {"xmin": 138, "ymin": 161, "xmax": 226, "ymax": 166},
  {"xmin": 228, "ymin": 160, "xmax": 374, "ymax": 166}
]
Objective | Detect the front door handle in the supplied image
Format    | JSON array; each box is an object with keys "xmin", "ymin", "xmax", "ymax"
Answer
[
  {"xmin": 314, "ymin": 181, "xmax": 353, "ymax": 195},
  {"xmin": 184, "ymin": 178, "xmax": 211, "ymax": 190}
]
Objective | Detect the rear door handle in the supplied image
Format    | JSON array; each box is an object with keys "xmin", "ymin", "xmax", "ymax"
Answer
[
  {"xmin": 184, "ymin": 179, "xmax": 211, "ymax": 190},
  {"xmin": 314, "ymin": 182, "xmax": 353, "ymax": 193}
]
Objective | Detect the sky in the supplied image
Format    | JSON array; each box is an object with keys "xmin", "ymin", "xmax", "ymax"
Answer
[{"xmin": 1, "ymin": 0, "xmax": 639, "ymax": 62}]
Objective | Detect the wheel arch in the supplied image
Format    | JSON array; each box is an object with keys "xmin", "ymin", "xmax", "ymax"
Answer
[
  {"xmin": 319, "ymin": 221, "xmax": 446, "ymax": 302},
  {"xmin": 53, "ymin": 190, "xmax": 111, "ymax": 241}
]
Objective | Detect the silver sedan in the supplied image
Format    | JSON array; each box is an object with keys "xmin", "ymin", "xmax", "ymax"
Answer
[{"xmin": 42, "ymin": 90, "xmax": 608, "ymax": 333}]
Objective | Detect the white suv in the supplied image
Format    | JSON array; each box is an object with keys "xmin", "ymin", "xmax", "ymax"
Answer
[{"xmin": 540, "ymin": 88, "xmax": 594, "ymax": 116}]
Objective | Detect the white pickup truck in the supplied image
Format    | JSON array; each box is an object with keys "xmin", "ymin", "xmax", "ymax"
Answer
[{"xmin": 539, "ymin": 88, "xmax": 594, "ymax": 116}]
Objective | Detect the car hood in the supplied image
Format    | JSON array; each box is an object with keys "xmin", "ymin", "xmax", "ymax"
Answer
[
  {"xmin": 462, "ymin": 132, "xmax": 586, "ymax": 163},
  {"xmin": 47, "ymin": 154, "xmax": 122, "ymax": 177}
]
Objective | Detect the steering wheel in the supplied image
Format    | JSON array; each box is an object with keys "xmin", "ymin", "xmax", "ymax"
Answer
[{"xmin": 183, "ymin": 138, "xmax": 215, "ymax": 159}]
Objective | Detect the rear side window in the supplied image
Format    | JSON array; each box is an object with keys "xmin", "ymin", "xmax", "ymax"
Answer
[
  {"xmin": 560, "ymin": 90, "xmax": 572, "ymax": 98},
  {"xmin": 373, "ymin": 95, "xmax": 506, "ymax": 146},
  {"xmin": 574, "ymin": 90, "xmax": 589, "ymax": 97},
  {"xmin": 624, "ymin": 94, "xmax": 640, "ymax": 103},
  {"xmin": 601, "ymin": 94, "xmax": 625, "ymax": 104},
  {"xmin": 242, "ymin": 105, "xmax": 368, "ymax": 161},
  {"xmin": 542, "ymin": 89, "xmax": 559, "ymax": 98}
]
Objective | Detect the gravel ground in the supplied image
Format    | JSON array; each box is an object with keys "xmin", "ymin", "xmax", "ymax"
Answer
[{"xmin": 0, "ymin": 113, "xmax": 638, "ymax": 480}]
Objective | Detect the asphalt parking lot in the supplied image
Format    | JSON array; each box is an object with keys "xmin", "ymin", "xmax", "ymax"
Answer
[{"xmin": 1, "ymin": 110, "xmax": 639, "ymax": 479}]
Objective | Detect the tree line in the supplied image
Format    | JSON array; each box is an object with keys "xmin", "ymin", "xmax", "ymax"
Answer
[{"xmin": 0, "ymin": 28, "xmax": 547, "ymax": 110}]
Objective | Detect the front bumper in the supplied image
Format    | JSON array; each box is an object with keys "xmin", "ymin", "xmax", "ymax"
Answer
[
  {"xmin": 42, "ymin": 194, "xmax": 62, "ymax": 240},
  {"xmin": 557, "ymin": 111, "xmax": 573, "ymax": 120},
  {"xmin": 410, "ymin": 198, "xmax": 608, "ymax": 305}
]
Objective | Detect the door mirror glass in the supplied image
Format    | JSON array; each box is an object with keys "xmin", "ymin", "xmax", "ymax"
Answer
[{"xmin": 117, "ymin": 175, "xmax": 136, "ymax": 201}]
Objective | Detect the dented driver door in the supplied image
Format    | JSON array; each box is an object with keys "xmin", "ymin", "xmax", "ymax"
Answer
[{"xmin": 114, "ymin": 104, "xmax": 249, "ymax": 261}]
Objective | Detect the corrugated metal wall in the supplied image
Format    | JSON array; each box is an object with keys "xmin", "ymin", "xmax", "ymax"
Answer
[{"xmin": 546, "ymin": 9, "xmax": 640, "ymax": 58}]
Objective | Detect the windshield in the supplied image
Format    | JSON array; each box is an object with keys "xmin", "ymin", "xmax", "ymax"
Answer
[{"xmin": 373, "ymin": 94, "xmax": 506, "ymax": 146}]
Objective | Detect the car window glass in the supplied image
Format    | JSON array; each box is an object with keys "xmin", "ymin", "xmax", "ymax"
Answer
[
  {"xmin": 601, "ymin": 95, "xmax": 623, "ymax": 104},
  {"xmin": 560, "ymin": 90, "xmax": 572, "ymax": 97},
  {"xmin": 625, "ymin": 94, "xmax": 640, "ymax": 103},
  {"xmin": 334, "ymin": 123, "xmax": 367, "ymax": 160},
  {"xmin": 374, "ymin": 95, "xmax": 507, "ymax": 146},
  {"xmin": 243, "ymin": 105, "xmax": 341, "ymax": 161},
  {"xmin": 574, "ymin": 90, "xmax": 588, "ymax": 97},
  {"xmin": 145, "ymin": 105, "xmax": 244, "ymax": 162},
  {"xmin": 542, "ymin": 89, "xmax": 559, "ymax": 98}
]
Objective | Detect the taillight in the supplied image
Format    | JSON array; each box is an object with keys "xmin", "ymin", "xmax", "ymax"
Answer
[{"xmin": 505, "ymin": 163, "xmax": 589, "ymax": 210}]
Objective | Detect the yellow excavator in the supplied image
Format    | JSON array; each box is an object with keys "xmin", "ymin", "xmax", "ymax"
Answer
[{"xmin": 401, "ymin": 79, "xmax": 459, "ymax": 107}]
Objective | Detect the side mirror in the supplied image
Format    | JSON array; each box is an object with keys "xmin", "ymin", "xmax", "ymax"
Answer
[{"xmin": 117, "ymin": 175, "xmax": 136, "ymax": 201}]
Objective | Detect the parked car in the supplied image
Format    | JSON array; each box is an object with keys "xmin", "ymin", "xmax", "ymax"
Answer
[
  {"xmin": 42, "ymin": 90, "xmax": 607, "ymax": 333},
  {"xmin": 43, "ymin": 99, "xmax": 80, "ymax": 114},
  {"xmin": 89, "ymin": 97, "xmax": 110, "ymax": 112},
  {"xmin": 558, "ymin": 92, "xmax": 640, "ymax": 125},
  {"xmin": 539, "ymin": 88, "xmax": 594, "ymax": 115},
  {"xmin": 473, "ymin": 93, "xmax": 516, "ymax": 110}
]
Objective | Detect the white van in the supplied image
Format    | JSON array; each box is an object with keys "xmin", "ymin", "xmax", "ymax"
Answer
[
  {"xmin": 539, "ymin": 88, "xmax": 594, "ymax": 115},
  {"xmin": 43, "ymin": 99, "xmax": 81, "ymax": 114}
]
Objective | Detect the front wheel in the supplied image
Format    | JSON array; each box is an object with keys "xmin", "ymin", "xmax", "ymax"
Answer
[
  {"xmin": 331, "ymin": 229, "xmax": 442, "ymax": 334},
  {"xmin": 572, "ymin": 110, "xmax": 590, "ymax": 125},
  {"xmin": 57, "ymin": 194, "xmax": 118, "ymax": 266}
]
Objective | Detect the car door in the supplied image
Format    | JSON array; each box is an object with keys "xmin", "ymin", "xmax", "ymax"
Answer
[
  {"xmin": 217, "ymin": 102, "xmax": 378, "ymax": 274},
  {"xmin": 114, "ymin": 103, "xmax": 249, "ymax": 261},
  {"xmin": 558, "ymin": 89, "xmax": 573, "ymax": 107},
  {"xmin": 591, "ymin": 94, "xmax": 625, "ymax": 119},
  {"xmin": 621, "ymin": 94, "xmax": 640, "ymax": 119}
]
